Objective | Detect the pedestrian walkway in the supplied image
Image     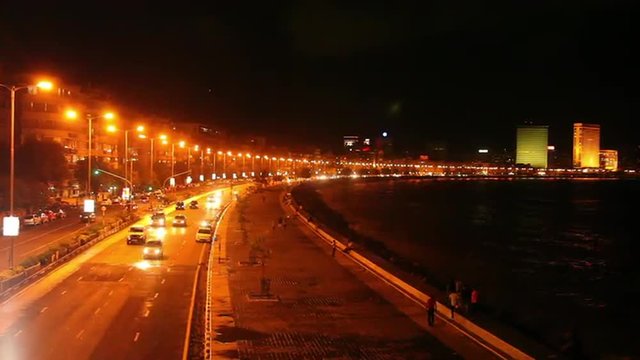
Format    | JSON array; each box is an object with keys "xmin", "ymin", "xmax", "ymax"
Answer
[{"xmin": 210, "ymin": 186, "xmax": 500, "ymax": 359}]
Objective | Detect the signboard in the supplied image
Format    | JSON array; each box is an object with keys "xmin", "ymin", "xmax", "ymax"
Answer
[
  {"xmin": 83, "ymin": 199, "xmax": 95, "ymax": 213},
  {"xmin": 2, "ymin": 216, "xmax": 20, "ymax": 236},
  {"xmin": 199, "ymin": 175, "xmax": 204, "ymax": 182},
  {"xmin": 169, "ymin": 177, "xmax": 176, "ymax": 187},
  {"xmin": 185, "ymin": 176, "xmax": 192, "ymax": 184},
  {"xmin": 212, "ymin": 174, "xmax": 217, "ymax": 180},
  {"xmin": 122, "ymin": 187, "xmax": 131, "ymax": 201}
]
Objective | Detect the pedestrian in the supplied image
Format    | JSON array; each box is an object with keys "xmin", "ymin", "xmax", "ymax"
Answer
[
  {"xmin": 470, "ymin": 289, "xmax": 479, "ymax": 314},
  {"xmin": 332, "ymin": 239, "xmax": 337, "ymax": 257},
  {"xmin": 426, "ymin": 297, "xmax": 437, "ymax": 326},
  {"xmin": 449, "ymin": 291, "xmax": 460, "ymax": 319}
]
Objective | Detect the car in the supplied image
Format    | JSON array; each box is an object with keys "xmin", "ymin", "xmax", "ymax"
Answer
[
  {"xmin": 39, "ymin": 212, "xmax": 50, "ymax": 224},
  {"xmin": 100, "ymin": 199, "xmax": 112, "ymax": 206},
  {"xmin": 23, "ymin": 214, "xmax": 42, "ymax": 226},
  {"xmin": 172, "ymin": 214, "xmax": 187, "ymax": 227},
  {"xmin": 80, "ymin": 212, "xmax": 96, "ymax": 223},
  {"xmin": 139, "ymin": 195, "xmax": 150, "ymax": 203},
  {"xmin": 127, "ymin": 226, "xmax": 147, "ymax": 245},
  {"xmin": 175, "ymin": 201, "xmax": 185, "ymax": 210},
  {"xmin": 189, "ymin": 200, "xmax": 199, "ymax": 209},
  {"xmin": 151, "ymin": 212, "xmax": 166, "ymax": 227},
  {"xmin": 142, "ymin": 239, "xmax": 164, "ymax": 259},
  {"xmin": 57, "ymin": 209, "xmax": 67, "ymax": 218},
  {"xmin": 195, "ymin": 226, "xmax": 213, "ymax": 243}
]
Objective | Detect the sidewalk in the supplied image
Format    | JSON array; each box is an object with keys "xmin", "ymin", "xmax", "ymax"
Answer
[{"xmin": 210, "ymin": 186, "xmax": 500, "ymax": 359}]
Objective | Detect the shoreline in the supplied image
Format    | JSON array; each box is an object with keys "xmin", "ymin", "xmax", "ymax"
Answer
[{"xmin": 291, "ymin": 179, "xmax": 563, "ymax": 358}]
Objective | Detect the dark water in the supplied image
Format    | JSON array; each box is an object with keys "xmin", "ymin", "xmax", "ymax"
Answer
[{"xmin": 302, "ymin": 178, "xmax": 640, "ymax": 359}]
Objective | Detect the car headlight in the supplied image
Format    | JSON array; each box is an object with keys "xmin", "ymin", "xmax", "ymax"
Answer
[
  {"xmin": 143, "ymin": 248, "xmax": 150, "ymax": 254},
  {"xmin": 154, "ymin": 249, "xmax": 160, "ymax": 254}
]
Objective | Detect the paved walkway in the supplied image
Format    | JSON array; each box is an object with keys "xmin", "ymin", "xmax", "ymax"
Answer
[{"xmin": 210, "ymin": 186, "xmax": 499, "ymax": 359}]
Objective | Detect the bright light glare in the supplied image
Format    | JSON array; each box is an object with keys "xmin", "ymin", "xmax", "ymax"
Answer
[
  {"xmin": 104, "ymin": 112, "xmax": 115, "ymax": 120},
  {"xmin": 136, "ymin": 125, "xmax": 145, "ymax": 132},
  {"xmin": 134, "ymin": 260, "xmax": 152, "ymax": 271},
  {"xmin": 36, "ymin": 81, "xmax": 54, "ymax": 90},
  {"xmin": 65, "ymin": 109, "xmax": 78, "ymax": 119},
  {"xmin": 106, "ymin": 124, "xmax": 117, "ymax": 132}
]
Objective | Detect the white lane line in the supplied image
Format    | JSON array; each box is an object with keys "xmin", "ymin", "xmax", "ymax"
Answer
[
  {"xmin": 108, "ymin": 290, "xmax": 114, "ymax": 296},
  {"xmin": 40, "ymin": 307, "xmax": 48, "ymax": 314},
  {"xmin": 76, "ymin": 329, "xmax": 85, "ymax": 339},
  {"xmin": 133, "ymin": 332, "xmax": 140, "ymax": 342},
  {"xmin": 77, "ymin": 276, "xmax": 83, "ymax": 281},
  {"xmin": 61, "ymin": 290, "xmax": 67, "ymax": 295},
  {"xmin": 143, "ymin": 309, "xmax": 150, "ymax": 317},
  {"xmin": 94, "ymin": 307, "xmax": 101, "ymax": 315},
  {"xmin": 118, "ymin": 277, "xmax": 125, "ymax": 282},
  {"xmin": 161, "ymin": 278, "xmax": 166, "ymax": 284},
  {"xmin": 153, "ymin": 292, "xmax": 159, "ymax": 299},
  {"xmin": 14, "ymin": 330, "xmax": 22, "ymax": 337}
]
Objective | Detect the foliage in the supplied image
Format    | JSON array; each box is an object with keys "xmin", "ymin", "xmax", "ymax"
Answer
[
  {"xmin": 73, "ymin": 157, "xmax": 120, "ymax": 193},
  {"xmin": 15, "ymin": 137, "xmax": 69, "ymax": 184}
]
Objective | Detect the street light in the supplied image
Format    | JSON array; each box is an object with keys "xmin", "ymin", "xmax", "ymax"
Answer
[
  {"xmin": 66, "ymin": 109, "xmax": 115, "ymax": 198},
  {"xmin": 106, "ymin": 124, "xmax": 145, "ymax": 189},
  {"xmin": 1, "ymin": 79, "xmax": 53, "ymax": 269}
]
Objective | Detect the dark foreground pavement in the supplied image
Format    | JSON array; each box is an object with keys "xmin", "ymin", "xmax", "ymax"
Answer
[{"xmin": 211, "ymin": 186, "xmax": 500, "ymax": 359}]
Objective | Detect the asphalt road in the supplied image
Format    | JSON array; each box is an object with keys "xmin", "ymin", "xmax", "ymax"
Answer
[
  {"xmin": 0, "ymin": 186, "xmax": 217, "ymax": 271},
  {"xmin": 0, "ymin": 193, "xmax": 225, "ymax": 359}
]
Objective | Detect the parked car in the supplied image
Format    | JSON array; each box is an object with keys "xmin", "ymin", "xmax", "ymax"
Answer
[
  {"xmin": 23, "ymin": 214, "xmax": 42, "ymax": 226},
  {"xmin": 175, "ymin": 201, "xmax": 185, "ymax": 210},
  {"xmin": 39, "ymin": 212, "xmax": 50, "ymax": 224}
]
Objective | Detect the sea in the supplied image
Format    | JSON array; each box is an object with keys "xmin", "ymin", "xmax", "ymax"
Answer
[{"xmin": 297, "ymin": 177, "xmax": 640, "ymax": 359}]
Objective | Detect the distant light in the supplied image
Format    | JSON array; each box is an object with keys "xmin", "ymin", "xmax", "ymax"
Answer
[
  {"xmin": 382, "ymin": 131, "xmax": 388, "ymax": 137},
  {"xmin": 478, "ymin": 149, "xmax": 489, "ymax": 154},
  {"xmin": 547, "ymin": 145, "xmax": 555, "ymax": 150}
]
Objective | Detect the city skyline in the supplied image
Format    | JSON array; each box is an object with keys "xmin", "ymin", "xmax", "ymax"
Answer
[{"xmin": 1, "ymin": 4, "xmax": 638, "ymax": 155}]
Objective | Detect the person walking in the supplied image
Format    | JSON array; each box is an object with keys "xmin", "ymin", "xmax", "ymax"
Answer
[
  {"xmin": 449, "ymin": 291, "xmax": 461, "ymax": 319},
  {"xmin": 426, "ymin": 297, "xmax": 437, "ymax": 326},
  {"xmin": 470, "ymin": 288, "xmax": 479, "ymax": 314}
]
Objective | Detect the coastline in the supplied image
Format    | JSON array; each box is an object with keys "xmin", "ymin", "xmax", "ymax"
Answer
[{"xmin": 291, "ymin": 179, "xmax": 565, "ymax": 359}]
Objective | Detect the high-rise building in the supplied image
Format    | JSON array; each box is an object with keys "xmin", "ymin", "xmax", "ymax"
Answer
[
  {"xmin": 516, "ymin": 125, "xmax": 548, "ymax": 168},
  {"xmin": 573, "ymin": 123, "xmax": 600, "ymax": 168},
  {"xmin": 600, "ymin": 150, "xmax": 618, "ymax": 171}
]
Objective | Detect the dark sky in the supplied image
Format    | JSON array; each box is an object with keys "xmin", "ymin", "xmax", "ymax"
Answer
[{"xmin": 1, "ymin": 2, "xmax": 638, "ymax": 157}]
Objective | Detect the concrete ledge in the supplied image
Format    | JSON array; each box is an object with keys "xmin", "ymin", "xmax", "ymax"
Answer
[{"xmin": 288, "ymin": 202, "xmax": 535, "ymax": 360}]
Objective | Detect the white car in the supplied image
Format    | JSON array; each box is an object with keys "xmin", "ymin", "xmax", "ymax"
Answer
[
  {"xmin": 195, "ymin": 227, "xmax": 213, "ymax": 243},
  {"xmin": 23, "ymin": 214, "xmax": 42, "ymax": 226}
]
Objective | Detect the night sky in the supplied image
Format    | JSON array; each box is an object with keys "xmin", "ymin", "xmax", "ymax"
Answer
[{"xmin": 1, "ymin": 2, "xmax": 638, "ymax": 157}]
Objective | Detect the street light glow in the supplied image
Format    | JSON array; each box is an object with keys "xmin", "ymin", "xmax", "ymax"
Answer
[
  {"xmin": 36, "ymin": 81, "xmax": 54, "ymax": 91},
  {"xmin": 179, "ymin": 141, "xmax": 186, "ymax": 148},
  {"xmin": 106, "ymin": 124, "xmax": 117, "ymax": 132},
  {"xmin": 65, "ymin": 109, "xmax": 78, "ymax": 120},
  {"xmin": 159, "ymin": 134, "xmax": 168, "ymax": 140},
  {"xmin": 104, "ymin": 112, "xmax": 115, "ymax": 120},
  {"xmin": 136, "ymin": 125, "xmax": 145, "ymax": 132}
]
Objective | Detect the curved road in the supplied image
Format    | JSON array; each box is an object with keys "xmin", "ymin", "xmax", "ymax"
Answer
[{"xmin": 0, "ymin": 187, "xmax": 235, "ymax": 360}]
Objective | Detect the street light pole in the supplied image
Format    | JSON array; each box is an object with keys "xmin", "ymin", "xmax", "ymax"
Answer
[
  {"xmin": 171, "ymin": 143, "xmax": 175, "ymax": 177},
  {"xmin": 124, "ymin": 129, "xmax": 128, "ymax": 187},
  {"xmin": 87, "ymin": 114, "xmax": 93, "ymax": 197},
  {"xmin": 150, "ymin": 138, "xmax": 154, "ymax": 186}
]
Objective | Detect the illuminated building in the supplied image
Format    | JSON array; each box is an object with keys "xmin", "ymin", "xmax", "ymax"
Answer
[
  {"xmin": 600, "ymin": 150, "xmax": 618, "ymax": 171},
  {"xmin": 516, "ymin": 125, "xmax": 548, "ymax": 168},
  {"xmin": 573, "ymin": 123, "xmax": 600, "ymax": 168},
  {"xmin": 343, "ymin": 135, "xmax": 359, "ymax": 151}
]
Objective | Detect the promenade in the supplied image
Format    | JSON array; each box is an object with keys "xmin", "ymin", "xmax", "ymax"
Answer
[{"xmin": 210, "ymin": 186, "xmax": 500, "ymax": 359}]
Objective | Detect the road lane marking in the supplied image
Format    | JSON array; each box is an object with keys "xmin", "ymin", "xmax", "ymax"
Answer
[
  {"xmin": 77, "ymin": 276, "xmax": 83, "ymax": 281},
  {"xmin": 94, "ymin": 307, "xmax": 101, "ymax": 315},
  {"xmin": 133, "ymin": 332, "xmax": 140, "ymax": 342},
  {"xmin": 61, "ymin": 290, "xmax": 67, "ymax": 295},
  {"xmin": 153, "ymin": 292, "xmax": 159, "ymax": 299},
  {"xmin": 161, "ymin": 278, "xmax": 166, "ymax": 284},
  {"xmin": 14, "ymin": 330, "xmax": 22, "ymax": 337},
  {"xmin": 143, "ymin": 309, "xmax": 150, "ymax": 317},
  {"xmin": 40, "ymin": 307, "xmax": 48, "ymax": 314},
  {"xmin": 108, "ymin": 290, "xmax": 113, "ymax": 296},
  {"xmin": 119, "ymin": 277, "xmax": 125, "ymax": 282},
  {"xmin": 76, "ymin": 329, "xmax": 85, "ymax": 339}
]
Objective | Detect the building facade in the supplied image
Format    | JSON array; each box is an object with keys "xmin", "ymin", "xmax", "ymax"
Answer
[
  {"xmin": 599, "ymin": 149, "xmax": 618, "ymax": 171},
  {"xmin": 516, "ymin": 125, "xmax": 549, "ymax": 168},
  {"xmin": 573, "ymin": 123, "xmax": 600, "ymax": 168}
]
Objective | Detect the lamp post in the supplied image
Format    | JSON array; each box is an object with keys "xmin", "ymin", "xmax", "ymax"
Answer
[
  {"xmin": 67, "ymin": 109, "xmax": 115, "ymax": 198},
  {"xmin": 1, "ymin": 80, "xmax": 53, "ymax": 269},
  {"xmin": 106, "ymin": 124, "xmax": 143, "ymax": 194}
]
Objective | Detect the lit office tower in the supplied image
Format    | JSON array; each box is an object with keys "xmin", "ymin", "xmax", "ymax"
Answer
[
  {"xmin": 573, "ymin": 123, "xmax": 600, "ymax": 168},
  {"xmin": 516, "ymin": 125, "xmax": 549, "ymax": 168},
  {"xmin": 600, "ymin": 150, "xmax": 618, "ymax": 171}
]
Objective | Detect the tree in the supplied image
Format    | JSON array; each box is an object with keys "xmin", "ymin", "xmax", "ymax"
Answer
[
  {"xmin": 74, "ymin": 157, "xmax": 121, "ymax": 194},
  {"xmin": 15, "ymin": 137, "xmax": 69, "ymax": 184}
]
